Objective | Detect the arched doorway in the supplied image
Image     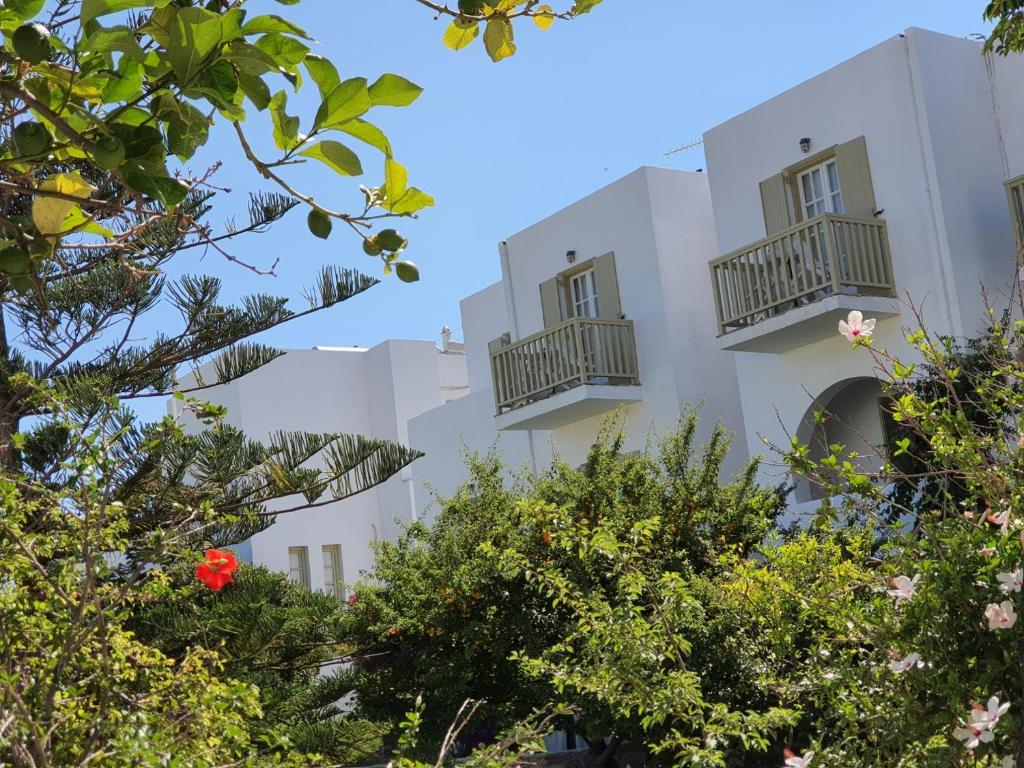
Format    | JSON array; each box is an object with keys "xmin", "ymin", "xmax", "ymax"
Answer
[{"xmin": 794, "ymin": 376, "xmax": 888, "ymax": 503}]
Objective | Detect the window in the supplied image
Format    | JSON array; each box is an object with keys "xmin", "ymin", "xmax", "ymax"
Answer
[
  {"xmin": 569, "ymin": 268, "xmax": 600, "ymax": 319},
  {"xmin": 538, "ymin": 252, "xmax": 622, "ymax": 329},
  {"xmin": 321, "ymin": 544, "xmax": 344, "ymax": 599},
  {"xmin": 287, "ymin": 546, "xmax": 310, "ymax": 588},
  {"xmin": 1009, "ymin": 175, "xmax": 1024, "ymax": 246},
  {"xmin": 797, "ymin": 159, "xmax": 843, "ymax": 219}
]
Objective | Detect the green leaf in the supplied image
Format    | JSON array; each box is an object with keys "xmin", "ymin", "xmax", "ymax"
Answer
[
  {"xmin": 269, "ymin": 90, "xmax": 301, "ymax": 151},
  {"xmin": 443, "ymin": 18, "xmax": 479, "ymax": 50},
  {"xmin": 307, "ymin": 209, "xmax": 332, "ymax": 239},
  {"xmin": 165, "ymin": 6, "xmax": 224, "ymax": 84},
  {"xmin": 395, "ymin": 261, "xmax": 420, "ymax": 283},
  {"xmin": 313, "ymin": 77, "xmax": 370, "ymax": 130},
  {"xmin": 166, "ymin": 103, "xmax": 211, "ymax": 160},
  {"xmin": 121, "ymin": 168, "xmax": 189, "ymax": 207},
  {"xmin": 189, "ymin": 59, "xmax": 240, "ymax": 114},
  {"xmin": 242, "ymin": 14, "xmax": 312, "ymax": 40},
  {"xmin": 81, "ymin": 26, "xmax": 146, "ymax": 61},
  {"xmin": 224, "ymin": 40, "xmax": 279, "ymax": 75},
  {"xmin": 299, "ymin": 141, "xmax": 363, "ymax": 177},
  {"xmin": 337, "ymin": 119, "xmax": 392, "ymax": 157},
  {"xmin": 237, "ymin": 71, "xmax": 272, "ymax": 110},
  {"xmin": 483, "ymin": 17, "xmax": 516, "ymax": 62},
  {"xmin": 304, "ymin": 55, "xmax": 340, "ymax": 100},
  {"xmin": 368, "ymin": 74, "xmax": 423, "ymax": 107},
  {"xmin": 389, "ymin": 188, "xmax": 435, "ymax": 215},
  {"xmin": 100, "ymin": 55, "xmax": 144, "ymax": 102},
  {"xmin": 384, "ymin": 158, "xmax": 408, "ymax": 201},
  {"xmin": 81, "ymin": 0, "xmax": 173, "ymax": 25},
  {"xmin": 4, "ymin": 0, "xmax": 45, "ymax": 21},
  {"xmin": 254, "ymin": 32, "xmax": 310, "ymax": 70}
]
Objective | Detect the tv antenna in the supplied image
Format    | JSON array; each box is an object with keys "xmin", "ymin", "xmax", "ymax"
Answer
[{"xmin": 664, "ymin": 137, "xmax": 704, "ymax": 157}]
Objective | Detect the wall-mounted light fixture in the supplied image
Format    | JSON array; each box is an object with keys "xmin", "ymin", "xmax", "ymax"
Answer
[
  {"xmin": 799, "ymin": 137, "xmax": 812, "ymax": 154},
  {"xmin": 566, "ymin": 250, "xmax": 577, "ymax": 264}
]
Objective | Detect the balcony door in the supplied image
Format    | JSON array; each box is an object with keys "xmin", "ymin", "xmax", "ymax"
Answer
[
  {"xmin": 797, "ymin": 159, "xmax": 844, "ymax": 218},
  {"xmin": 797, "ymin": 159, "xmax": 845, "ymax": 289},
  {"xmin": 568, "ymin": 269, "xmax": 606, "ymax": 378}
]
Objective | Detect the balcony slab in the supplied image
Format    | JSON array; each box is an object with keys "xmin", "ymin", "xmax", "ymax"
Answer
[
  {"xmin": 495, "ymin": 384, "xmax": 644, "ymax": 431},
  {"xmin": 716, "ymin": 294, "xmax": 900, "ymax": 353}
]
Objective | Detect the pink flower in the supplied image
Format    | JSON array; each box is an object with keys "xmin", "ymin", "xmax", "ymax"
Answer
[
  {"xmin": 887, "ymin": 651, "xmax": 921, "ymax": 673},
  {"xmin": 972, "ymin": 696, "xmax": 1011, "ymax": 730},
  {"xmin": 980, "ymin": 546, "xmax": 998, "ymax": 558},
  {"xmin": 985, "ymin": 601, "xmax": 1018, "ymax": 630},
  {"xmin": 783, "ymin": 749, "xmax": 814, "ymax": 768},
  {"xmin": 347, "ymin": 591, "xmax": 359, "ymax": 606},
  {"xmin": 997, "ymin": 566, "xmax": 1023, "ymax": 594},
  {"xmin": 838, "ymin": 310, "xmax": 876, "ymax": 342},
  {"xmin": 987, "ymin": 505, "xmax": 1012, "ymax": 534},
  {"xmin": 953, "ymin": 721, "xmax": 995, "ymax": 750},
  {"xmin": 887, "ymin": 574, "xmax": 921, "ymax": 601}
]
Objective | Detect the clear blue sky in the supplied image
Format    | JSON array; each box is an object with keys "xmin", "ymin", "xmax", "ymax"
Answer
[{"xmin": 177, "ymin": 1, "xmax": 992, "ymax": 355}]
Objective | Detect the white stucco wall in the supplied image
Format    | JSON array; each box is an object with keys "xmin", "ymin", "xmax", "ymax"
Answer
[
  {"xmin": 171, "ymin": 341, "xmax": 468, "ymax": 586},
  {"xmin": 461, "ymin": 282, "xmax": 510, "ymax": 394},
  {"xmin": 703, "ymin": 28, "xmax": 1024, "ymax": 485},
  {"xmin": 499, "ymin": 167, "xmax": 749, "ymax": 473}
]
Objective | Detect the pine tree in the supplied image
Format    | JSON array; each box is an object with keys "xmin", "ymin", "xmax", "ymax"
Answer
[{"xmin": 0, "ymin": 1, "xmax": 603, "ymax": 762}]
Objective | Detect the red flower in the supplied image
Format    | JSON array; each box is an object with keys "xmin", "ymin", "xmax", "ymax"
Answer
[{"xmin": 195, "ymin": 549, "xmax": 238, "ymax": 592}]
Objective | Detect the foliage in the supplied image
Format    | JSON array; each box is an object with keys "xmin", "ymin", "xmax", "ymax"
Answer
[
  {"xmin": 783, "ymin": 293, "xmax": 1024, "ymax": 767},
  {"xmin": 346, "ymin": 451, "xmax": 562, "ymax": 757},
  {"xmin": 0, "ymin": 407, "xmax": 294, "ymax": 768},
  {"xmin": 351, "ymin": 415, "xmax": 808, "ymax": 766},
  {"xmin": 0, "ymin": 1, "xmax": 600, "ymax": 764},
  {"xmin": 428, "ymin": 0, "xmax": 603, "ymax": 62},
  {"xmin": 130, "ymin": 563, "xmax": 386, "ymax": 765},
  {"xmin": 985, "ymin": 0, "xmax": 1024, "ymax": 54}
]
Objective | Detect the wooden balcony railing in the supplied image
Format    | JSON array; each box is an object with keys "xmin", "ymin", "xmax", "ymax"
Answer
[
  {"xmin": 708, "ymin": 213, "xmax": 896, "ymax": 336},
  {"xmin": 491, "ymin": 318, "xmax": 639, "ymax": 415}
]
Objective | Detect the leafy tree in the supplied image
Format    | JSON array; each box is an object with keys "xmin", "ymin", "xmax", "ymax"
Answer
[
  {"xmin": 130, "ymin": 563, "xmax": 387, "ymax": 765},
  {"xmin": 0, "ymin": 0, "xmax": 603, "ymax": 763},
  {"xmin": 346, "ymin": 452, "xmax": 562, "ymax": 758},
  {"xmin": 781, "ymin": 295, "xmax": 1024, "ymax": 767},
  {"xmin": 349, "ymin": 415, "xmax": 796, "ymax": 766}
]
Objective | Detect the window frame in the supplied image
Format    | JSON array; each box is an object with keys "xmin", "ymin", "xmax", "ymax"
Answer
[
  {"xmin": 321, "ymin": 544, "xmax": 344, "ymax": 600},
  {"xmin": 287, "ymin": 546, "xmax": 310, "ymax": 588},
  {"xmin": 1007, "ymin": 174, "xmax": 1024, "ymax": 247},
  {"xmin": 796, "ymin": 158, "xmax": 844, "ymax": 219}
]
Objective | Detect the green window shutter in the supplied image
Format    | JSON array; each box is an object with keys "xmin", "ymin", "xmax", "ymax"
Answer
[
  {"xmin": 592, "ymin": 252, "xmax": 622, "ymax": 319},
  {"xmin": 835, "ymin": 135, "xmax": 877, "ymax": 220},
  {"xmin": 540, "ymin": 277, "xmax": 562, "ymax": 328},
  {"xmin": 759, "ymin": 173, "xmax": 792, "ymax": 235}
]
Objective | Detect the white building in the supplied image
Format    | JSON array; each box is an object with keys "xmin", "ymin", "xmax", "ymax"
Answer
[
  {"xmin": 702, "ymin": 27, "xmax": 1024, "ymax": 502},
  {"xmin": 408, "ymin": 165, "xmax": 749, "ymax": 516},
  {"xmin": 174, "ymin": 27, "xmax": 1024, "ymax": 583},
  {"xmin": 170, "ymin": 340, "xmax": 468, "ymax": 591}
]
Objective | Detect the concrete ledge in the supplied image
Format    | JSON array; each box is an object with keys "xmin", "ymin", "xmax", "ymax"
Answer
[
  {"xmin": 495, "ymin": 384, "xmax": 644, "ymax": 431},
  {"xmin": 716, "ymin": 294, "xmax": 900, "ymax": 353}
]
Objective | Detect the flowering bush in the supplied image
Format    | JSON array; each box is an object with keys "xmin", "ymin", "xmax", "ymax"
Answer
[{"xmin": 780, "ymin": 299, "xmax": 1024, "ymax": 766}]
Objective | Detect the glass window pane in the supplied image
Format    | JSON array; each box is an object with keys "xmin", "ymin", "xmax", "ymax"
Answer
[
  {"xmin": 811, "ymin": 168, "xmax": 824, "ymax": 198},
  {"xmin": 826, "ymin": 161, "xmax": 840, "ymax": 194}
]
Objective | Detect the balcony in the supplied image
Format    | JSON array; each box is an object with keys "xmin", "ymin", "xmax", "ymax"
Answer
[
  {"xmin": 708, "ymin": 214, "xmax": 898, "ymax": 353},
  {"xmin": 491, "ymin": 317, "xmax": 642, "ymax": 431}
]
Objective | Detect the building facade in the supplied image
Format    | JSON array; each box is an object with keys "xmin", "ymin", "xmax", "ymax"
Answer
[
  {"xmin": 173, "ymin": 27, "xmax": 1024, "ymax": 586},
  {"xmin": 170, "ymin": 340, "xmax": 468, "ymax": 591}
]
